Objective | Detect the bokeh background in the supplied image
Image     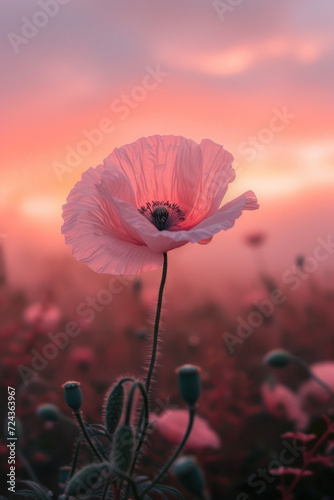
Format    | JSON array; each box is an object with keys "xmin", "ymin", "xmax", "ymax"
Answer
[{"xmin": 1, "ymin": 1, "xmax": 334, "ymax": 499}]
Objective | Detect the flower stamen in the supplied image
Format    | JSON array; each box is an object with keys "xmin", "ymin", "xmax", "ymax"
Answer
[{"xmin": 138, "ymin": 201, "xmax": 186, "ymax": 231}]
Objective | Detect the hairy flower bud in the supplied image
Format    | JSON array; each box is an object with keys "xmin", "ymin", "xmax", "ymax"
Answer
[
  {"xmin": 104, "ymin": 382, "xmax": 124, "ymax": 435},
  {"xmin": 63, "ymin": 381, "xmax": 83, "ymax": 412},
  {"xmin": 111, "ymin": 424, "xmax": 135, "ymax": 474},
  {"xmin": 176, "ymin": 364, "xmax": 201, "ymax": 407}
]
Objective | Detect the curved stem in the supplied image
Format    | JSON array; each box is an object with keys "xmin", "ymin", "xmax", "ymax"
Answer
[
  {"xmin": 146, "ymin": 252, "xmax": 168, "ymax": 394},
  {"xmin": 115, "ymin": 468, "xmax": 143, "ymax": 500},
  {"xmin": 124, "ymin": 382, "xmax": 149, "ymax": 444},
  {"xmin": 74, "ymin": 411, "xmax": 103, "ymax": 462},
  {"xmin": 143, "ymin": 407, "xmax": 196, "ymax": 495}
]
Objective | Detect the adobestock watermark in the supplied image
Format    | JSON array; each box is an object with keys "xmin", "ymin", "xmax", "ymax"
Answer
[
  {"xmin": 7, "ymin": 0, "xmax": 71, "ymax": 54},
  {"xmin": 180, "ymin": 105, "xmax": 295, "ymax": 208},
  {"xmin": 18, "ymin": 275, "xmax": 133, "ymax": 385},
  {"xmin": 213, "ymin": 0, "xmax": 245, "ymax": 22},
  {"xmin": 233, "ymin": 106, "xmax": 296, "ymax": 173},
  {"xmin": 236, "ymin": 438, "xmax": 305, "ymax": 499},
  {"xmin": 52, "ymin": 64, "xmax": 170, "ymax": 183},
  {"xmin": 223, "ymin": 235, "xmax": 334, "ymax": 354},
  {"xmin": 69, "ymin": 465, "xmax": 111, "ymax": 500}
]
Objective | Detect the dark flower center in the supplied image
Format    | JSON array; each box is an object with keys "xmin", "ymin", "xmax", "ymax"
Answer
[
  {"xmin": 138, "ymin": 201, "xmax": 186, "ymax": 231},
  {"xmin": 152, "ymin": 206, "xmax": 169, "ymax": 230}
]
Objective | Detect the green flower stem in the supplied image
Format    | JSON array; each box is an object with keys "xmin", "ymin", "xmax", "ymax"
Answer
[
  {"xmin": 69, "ymin": 440, "xmax": 81, "ymax": 478},
  {"xmin": 146, "ymin": 252, "xmax": 168, "ymax": 394},
  {"xmin": 143, "ymin": 407, "xmax": 196, "ymax": 495},
  {"xmin": 115, "ymin": 468, "xmax": 143, "ymax": 500},
  {"xmin": 102, "ymin": 481, "xmax": 110, "ymax": 500},
  {"xmin": 121, "ymin": 254, "xmax": 168, "ymax": 500},
  {"xmin": 291, "ymin": 356, "xmax": 334, "ymax": 400},
  {"xmin": 74, "ymin": 411, "xmax": 103, "ymax": 462},
  {"xmin": 124, "ymin": 382, "xmax": 149, "ymax": 442},
  {"xmin": 120, "ymin": 381, "xmax": 149, "ymax": 498}
]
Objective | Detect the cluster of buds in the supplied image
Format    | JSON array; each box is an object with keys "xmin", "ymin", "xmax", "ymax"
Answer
[{"xmin": 59, "ymin": 364, "xmax": 206, "ymax": 498}]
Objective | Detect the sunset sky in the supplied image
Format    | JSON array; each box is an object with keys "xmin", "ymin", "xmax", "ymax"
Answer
[{"xmin": 1, "ymin": 0, "xmax": 333, "ymax": 290}]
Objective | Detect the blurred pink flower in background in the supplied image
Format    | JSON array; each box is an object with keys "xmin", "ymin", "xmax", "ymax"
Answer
[
  {"xmin": 241, "ymin": 289, "xmax": 269, "ymax": 310},
  {"xmin": 298, "ymin": 362, "xmax": 334, "ymax": 413},
  {"xmin": 151, "ymin": 408, "xmax": 221, "ymax": 450},
  {"xmin": 261, "ymin": 382, "xmax": 309, "ymax": 430},
  {"xmin": 67, "ymin": 346, "xmax": 95, "ymax": 371},
  {"xmin": 23, "ymin": 301, "xmax": 62, "ymax": 332},
  {"xmin": 244, "ymin": 231, "xmax": 266, "ymax": 247},
  {"xmin": 62, "ymin": 135, "xmax": 259, "ymax": 275}
]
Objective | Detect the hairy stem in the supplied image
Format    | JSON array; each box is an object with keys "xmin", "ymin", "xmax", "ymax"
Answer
[
  {"xmin": 124, "ymin": 381, "xmax": 149, "ymax": 443},
  {"xmin": 74, "ymin": 411, "xmax": 103, "ymax": 462},
  {"xmin": 69, "ymin": 440, "xmax": 81, "ymax": 478},
  {"xmin": 122, "ymin": 253, "xmax": 168, "ymax": 499},
  {"xmin": 146, "ymin": 252, "xmax": 168, "ymax": 394}
]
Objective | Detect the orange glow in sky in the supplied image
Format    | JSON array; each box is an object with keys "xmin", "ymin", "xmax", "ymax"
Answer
[{"xmin": 1, "ymin": 0, "xmax": 334, "ymax": 288}]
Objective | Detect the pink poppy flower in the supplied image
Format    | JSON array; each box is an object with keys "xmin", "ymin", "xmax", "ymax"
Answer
[
  {"xmin": 261, "ymin": 382, "xmax": 309, "ymax": 430},
  {"xmin": 151, "ymin": 409, "xmax": 221, "ymax": 450},
  {"xmin": 62, "ymin": 135, "xmax": 259, "ymax": 275},
  {"xmin": 67, "ymin": 346, "xmax": 95, "ymax": 371},
  {"xmin": 298, "ymin": 362, "xmax": 334, "ymax": 412}
]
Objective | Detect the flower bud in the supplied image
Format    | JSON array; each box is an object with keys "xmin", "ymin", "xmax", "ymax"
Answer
[
  {"xmin": 176, "ymin": 364, "xmax": 201, "ymax": 407},
  {"xmin": 37, "ymin": 404, "xmax": 60, "ymax": 422},
  {"xmin": 63, "ymin": 381, "xmax": 83, "ymax": 412},
  {"xmin": 104, "ymin": 382, "xmax": 124, "ymax": 435},
  {"xmin": 264, "ymin": 349, "xmax": 292, "ymax": 368},
  {"xmin": 111, "ymin": 424, "xmax": 135, "ymax": 474},
  {"xmin": 174, "ymin": 456, "xmax": 206, "ymax": 497}
]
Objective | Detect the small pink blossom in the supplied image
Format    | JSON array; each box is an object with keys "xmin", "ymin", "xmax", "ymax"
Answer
[
  {"xmin": 244, "ymin": 231, "xmax": 266, "ymax": 247},
  {"xmin": 151, "ymin": 409, "xmax": 221, "ymax": 450},
  {"xmin": 23, "ymin": 301, "xmax": 62, "ymax": 331},
  {"xmin": 62, "ymin": 136, "xmax": 259, "ymax": 275}
]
